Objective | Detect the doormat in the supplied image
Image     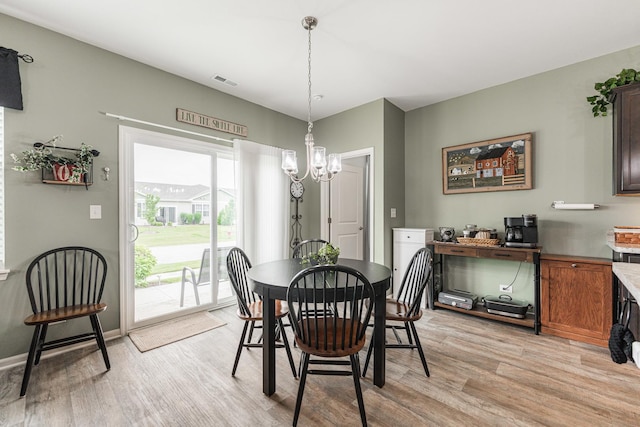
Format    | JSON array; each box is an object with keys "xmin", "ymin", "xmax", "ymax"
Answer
[{"xmin": 129, "ymin": 311, "xmax": 226, "ymax": 352}]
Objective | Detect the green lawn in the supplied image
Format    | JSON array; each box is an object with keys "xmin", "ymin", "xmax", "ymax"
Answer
[
  {"xmin": 135, "ymin": 224, "xmax": 235, "ymax": 282},
  {"xmin": 136, "ymin": 224, "xmax": 235, "ymax": 247}
]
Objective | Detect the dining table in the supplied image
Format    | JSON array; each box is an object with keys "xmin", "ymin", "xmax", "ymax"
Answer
[{"xmin": 248, "ymin": 257, "xmax": 392, "ymax": 396}]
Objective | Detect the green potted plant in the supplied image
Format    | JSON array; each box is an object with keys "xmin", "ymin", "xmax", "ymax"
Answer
[
  {"xmin": 11, "ymin": 135, "xmax": 97, "ymax": 183},
  {"xmin": 587, "ymin": 68, "xmax": 640, "ymax": 117},
  {"xmin": 301, "ymin": 243, "xmax": 340, "ymax": 265}
]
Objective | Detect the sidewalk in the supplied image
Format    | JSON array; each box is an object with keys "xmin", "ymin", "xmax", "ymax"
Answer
[
  {"xmin": 135, "ymin": 279, "xmax": 234, "ymax": 320},
  {"xmin": 149, "ymin": 243, "xmax": 210, "ymax": 264}
]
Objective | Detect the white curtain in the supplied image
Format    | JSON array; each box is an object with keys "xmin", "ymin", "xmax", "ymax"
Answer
[{"xmin": 233, "ymin": 139, "xmax": 290, "ymax": 264}]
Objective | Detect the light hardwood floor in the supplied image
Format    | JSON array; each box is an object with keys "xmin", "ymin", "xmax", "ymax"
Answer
[{"xmin": 2, "ymin": 305, "xmax": 640, "ymax": 426}]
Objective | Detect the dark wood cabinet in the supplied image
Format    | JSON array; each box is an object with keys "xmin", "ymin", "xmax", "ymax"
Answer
[
  {"xmin": 540, "ymin": 254, "xmax": 612, "ymax": 347},
  {"xmin": 613, "ymin": 83, "xmax": 640, "ymax": 195}
]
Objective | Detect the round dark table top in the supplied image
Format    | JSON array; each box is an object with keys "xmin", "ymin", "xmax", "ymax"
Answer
[{"xmin": 248, "ymin": 258, "xmax": 391, "ymax": 298}]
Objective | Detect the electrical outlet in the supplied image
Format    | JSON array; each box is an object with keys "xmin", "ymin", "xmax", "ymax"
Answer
[{"xmin": 499, "ymin": 284, "xmax": 512, "ymax": 293}]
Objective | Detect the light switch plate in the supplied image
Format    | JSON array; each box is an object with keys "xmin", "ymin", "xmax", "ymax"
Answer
[
  {"xmin": 90, "ymin": 205, "xmax": 102, "ymax": 219},
  {"xmin": 390, "ymin": 208, "xmax": 397, "ymax": 218}
]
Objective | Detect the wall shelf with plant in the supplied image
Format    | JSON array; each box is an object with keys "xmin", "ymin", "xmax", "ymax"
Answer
[{"xmin": 11, "ymin": 135, "xmax": 99, "ymax": 189}]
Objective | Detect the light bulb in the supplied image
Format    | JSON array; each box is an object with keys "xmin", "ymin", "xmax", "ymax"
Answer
[
  {"xmin": 312, "ymin": 146, "xmax": 326, "ymax": 169},
  {"xmin": 327, "ymin": 153, "xmax": 342, "ymax": 174},
  {"xmin": 281, "ymin": 150, "xmax": 298, "ymax": 173}
]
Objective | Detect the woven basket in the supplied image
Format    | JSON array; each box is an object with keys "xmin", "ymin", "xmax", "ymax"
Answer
[
  {"xmin": 456, "ymin": 237, "xmax": 500, "ymax": 246},
  {"xmin": 614, "ymin": 226, "xmax": 640, "ymax": 245}
]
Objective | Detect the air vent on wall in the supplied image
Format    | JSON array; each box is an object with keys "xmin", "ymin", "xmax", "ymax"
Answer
[{"xmin": 211, "ymin": 74, "xmax": 238, "ymax": 87}]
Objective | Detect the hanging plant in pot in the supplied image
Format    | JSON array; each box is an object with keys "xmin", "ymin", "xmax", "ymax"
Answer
[{"xmin": 11, "ymin": 135, "xmax": 97, "ymax": 184}]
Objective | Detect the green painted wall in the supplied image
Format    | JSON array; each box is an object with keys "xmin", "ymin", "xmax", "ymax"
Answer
[
  {"xmin": 405, "ymin": 44, "xmax": 640, "ymax": 301},
  {"xmin": 0, "ymin": 13, "xmax": 307, "ymax": 360},
  {"xmin": 309, "ymin": 99, "xmax": 404, "ymax": 266},
  {"xmin": 383, "ymin": 100, "xmax": 406, "ymax": 265},
  {"xmin": 313, "ymin": 100, "xmax": 388, "ymax": 264},
  {"xmin": 4, "ymin": 8, "xmax": 639, "ymax": 361}
]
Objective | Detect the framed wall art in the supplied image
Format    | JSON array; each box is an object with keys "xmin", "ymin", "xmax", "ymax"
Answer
[{"xmin": 442, "ymin": 133, "xmax": 533, "ymax": 195}]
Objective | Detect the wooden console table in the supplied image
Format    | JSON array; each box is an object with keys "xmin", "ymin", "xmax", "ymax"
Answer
[{"xmin": 429, "ymin": 242, "xmax": 542, "ymax": 333}]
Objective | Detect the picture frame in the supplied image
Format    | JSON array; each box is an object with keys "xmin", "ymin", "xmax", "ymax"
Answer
[{"xmin": 442, "ymin": 133, "xmax": 533, "ymax": 195}]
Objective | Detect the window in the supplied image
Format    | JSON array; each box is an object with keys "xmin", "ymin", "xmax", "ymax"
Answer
[{"xmin": 192, "ymin": 203, "xmax": 210, "ymax": 218}]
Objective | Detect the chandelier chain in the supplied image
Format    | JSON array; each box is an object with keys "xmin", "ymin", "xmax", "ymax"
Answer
[
  {"xmin": 307, "ymin": 22, "xmax": 313, "ymax": 134},
  {"xmin": 281, "ymin": 16, "xmax": 341, "ymax": 183}
]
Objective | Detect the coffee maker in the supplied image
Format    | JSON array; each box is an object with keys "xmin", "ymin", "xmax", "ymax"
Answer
[{"xmin": 504, "ymin": 214, "xmax": 538, "ymax": 248}]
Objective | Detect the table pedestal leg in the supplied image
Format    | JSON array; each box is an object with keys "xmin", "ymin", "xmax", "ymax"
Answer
[
  {"xmin": 373, "ymin": 286, "xmax": 386, "ymax": 387},
  {"xmin": 262, "ymin": 291, "xmax": 276, "ymax": 395}
]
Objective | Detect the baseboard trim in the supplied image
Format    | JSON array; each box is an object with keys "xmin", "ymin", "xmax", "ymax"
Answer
[{"xmin": 0, "ymin": 328, "xmax": 122, "ymax": 372}]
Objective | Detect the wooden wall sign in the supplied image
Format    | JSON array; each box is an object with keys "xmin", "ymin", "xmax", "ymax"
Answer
[{"xmin": 176, "ymin": 108, "xmax": 248, "ymax": 137}]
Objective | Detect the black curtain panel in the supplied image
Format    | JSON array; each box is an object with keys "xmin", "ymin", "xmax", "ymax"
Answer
[{"xmin": 0, "ymin": 47, "xmax": 24, "ymax": 110}]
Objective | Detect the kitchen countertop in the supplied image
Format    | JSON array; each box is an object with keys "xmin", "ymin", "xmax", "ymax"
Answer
[
  {"xmin": 612, "ymin": 262, "xmax": 640, "ymax": 304},
  {"xmin": 606, "ymin": 230, "xmax": 640, "ymax": 254}
]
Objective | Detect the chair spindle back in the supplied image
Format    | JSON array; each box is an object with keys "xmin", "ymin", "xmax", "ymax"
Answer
[
  {"xmin": 395, "ymin": 247, "xmax": 433, "ymax": 317},
  {"xmin": 26, "ymin": 246, "xmax": 107, "ymax": 315},
  {"xmin": 226, "ymin": 247, "xmax": 259, "ymax": 317},
  {"xmin": 287, "ymin": 264, "xmax": 373, "ymax": 353},
  {"xmin": 291, "ymin": 239, "xmax": 330, "ymax": 259}
]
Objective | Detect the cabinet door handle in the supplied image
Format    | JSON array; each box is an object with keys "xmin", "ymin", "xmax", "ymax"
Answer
[
  {"xmin": 494, "ymin": 253, "xmax": 512, "ymax": 258},
  {"xmin": 451, "ymin": 249, "xmax": 464, "ymax": 253},
  {"xmin": 571, "ymin": 263, "xmax": 577, "ymax": 268}
]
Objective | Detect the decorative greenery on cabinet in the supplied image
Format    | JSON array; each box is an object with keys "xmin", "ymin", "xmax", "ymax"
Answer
[{"xmin": 587, "ymin": 68, "xmax": 640, "ymax": 117}]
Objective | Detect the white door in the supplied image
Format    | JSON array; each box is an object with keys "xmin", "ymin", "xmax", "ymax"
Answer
[
  {"xmin": 329, "ymin": 162, "xmax": 365, "ymax": 260},
  {"xmin": 119, "ymin": 126, "xmax": 236, "ymax": 332}
]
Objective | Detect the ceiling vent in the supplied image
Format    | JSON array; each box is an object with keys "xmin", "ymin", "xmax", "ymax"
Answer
[{"xmin": 211, "ymin": 74, "xmax": 238, "ymax": 87}]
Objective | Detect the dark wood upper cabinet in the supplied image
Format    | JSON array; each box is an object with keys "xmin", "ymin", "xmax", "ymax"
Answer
[{"xmin": 613, "ymin": 83, "xmax": 640, "ymax": 195}]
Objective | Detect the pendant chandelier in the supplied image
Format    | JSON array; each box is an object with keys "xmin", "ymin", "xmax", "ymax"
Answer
[{"xmin": 281, "ymin": 16, "xmax": 341, "ymax": 183}]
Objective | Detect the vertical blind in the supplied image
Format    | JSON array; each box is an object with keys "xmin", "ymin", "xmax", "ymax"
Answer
[
  {"xmin": 0, "ymin": 107, "xmax": 5, "ymax": 267},
  {"xmin": 233, "ymin": 139, "xmax": 289, "ymax": 264}
]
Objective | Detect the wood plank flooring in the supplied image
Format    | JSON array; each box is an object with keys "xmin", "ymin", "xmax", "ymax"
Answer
[{"xmin": 2, "ymin": 305, "xmax": 640, "ymax": 426}]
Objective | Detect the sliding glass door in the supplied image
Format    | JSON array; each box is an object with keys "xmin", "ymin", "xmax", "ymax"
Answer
[{"xmin": 119, "ymin": 126, "xmax": 235, "ymax": 331}]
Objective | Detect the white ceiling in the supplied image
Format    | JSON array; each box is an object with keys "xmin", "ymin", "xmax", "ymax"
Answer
[{"xmin": 2, "ymin": 0, "xmax": 640, "ymax": 121}]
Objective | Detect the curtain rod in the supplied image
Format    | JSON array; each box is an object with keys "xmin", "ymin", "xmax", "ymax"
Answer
[{"xmin": 99, "ymin": 111, "xmax": 236, "ymax": 144}]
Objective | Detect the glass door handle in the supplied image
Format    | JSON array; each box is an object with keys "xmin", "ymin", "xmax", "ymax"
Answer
[{"xmin": 130, "ymin": 224, "xmax": 139, "ymax": 242}]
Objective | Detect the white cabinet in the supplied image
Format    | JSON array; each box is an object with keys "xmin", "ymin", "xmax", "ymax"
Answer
[{"xmin": 393, "ymin": 228, "xmax": 434, "ymax": 306}]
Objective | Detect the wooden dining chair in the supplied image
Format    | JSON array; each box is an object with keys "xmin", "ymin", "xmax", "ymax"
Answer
[
  {"xmin": 291, "ymin": 238, "xmax": 329, "ymax": 259},
  {"xmin": 362, "ymin": 247, "xmax": 433, "ymax": 378},
  {"xmin": 226, "ymin": 247, "xmax": 297, "ymax": 378},
  {"xmin": 291, "ymin": 238, "xmax": 332, "ymax": 354},
  {"xmin": 20, "ymin": 246, "xmax": 110, "ymax": 397},
  {"xmin": 287, "ymin": 264, "xmax": 374, "ymax": 426}
]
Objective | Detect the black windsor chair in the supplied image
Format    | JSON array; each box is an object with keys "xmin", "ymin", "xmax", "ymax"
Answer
[
  {"xmin": 287, "ymin": 264, "xmax": 374, "ymax": 426},
  {"xmin": 362, "ymin": 247, "xmax": 433, "ymax": 378},
  {"xmin": 226, "ymin": 247, "xmax": 297, "ymax": 377},
  {"xmin": 291, "ymin": 238, "xmax": 330, "ymax": 259},
  {"xmin": 20, "ymin": 246, "xmax": 110, "ymax": 397}
]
